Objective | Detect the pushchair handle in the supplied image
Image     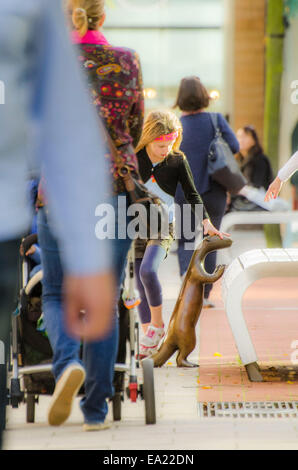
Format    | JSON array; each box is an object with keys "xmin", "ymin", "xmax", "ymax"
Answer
[{"xmin": 21, "ymin": 233, "xmax": 38, "ymax": 256}]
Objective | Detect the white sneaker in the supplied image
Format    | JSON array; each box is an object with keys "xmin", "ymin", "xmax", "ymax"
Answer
[
  {"xmin": 137, "ymin": 343, "xmax": 158, "ymax": 360},
  {"xmin": 139, "ymin": 325, "xmax": 165, "ymax": 358}
]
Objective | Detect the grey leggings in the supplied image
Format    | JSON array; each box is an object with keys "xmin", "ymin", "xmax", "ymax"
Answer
[{"xmin": 135, "ymin": 244, "xmax": 166, "ymax": 324}]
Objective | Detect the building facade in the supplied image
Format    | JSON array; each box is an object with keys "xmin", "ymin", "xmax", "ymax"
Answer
[{"xmin": 105, "ymin": 0, "xmax": 297, "ymax": 174}]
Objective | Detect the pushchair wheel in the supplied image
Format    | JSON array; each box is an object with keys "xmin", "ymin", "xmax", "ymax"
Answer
[
  {"xmin": 141, "ymin": 358, "xmax": 156, "ymax": 424},
  {"xmin": 112, "ymin": 392, "xmax": 122, "ymax": 421},
  {"xmin": 10, "ymin": 378, "xmax": 24, "ymax": 408},
  {"xmin": 26, "ymin": 394, "xmax": 38, "ymax": 423}
]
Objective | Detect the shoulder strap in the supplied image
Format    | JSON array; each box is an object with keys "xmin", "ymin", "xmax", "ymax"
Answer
[
  {"xmin": 100, "ymin": 121, "xmax": 132, "ymax": 175},
  {"xmin": 209, "ymin": 113, "xmax": 221, "ymax": 137},
  {"xmin": 101, "ymin": 123, "xmax": 124, "ymax": 166},
  {"xmin": 100, "ymin": 121, "xmax": 136, "ymax": 192}
]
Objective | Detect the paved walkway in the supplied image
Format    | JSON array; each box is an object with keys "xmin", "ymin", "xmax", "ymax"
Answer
[{"xmin": 3, "ymin": 229, "xmax": 298, "ymax": 450}]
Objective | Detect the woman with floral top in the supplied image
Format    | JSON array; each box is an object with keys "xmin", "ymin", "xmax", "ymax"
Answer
[{"xmin": 69, "ymin": 0, "xmax": 144, "ymax": 194}]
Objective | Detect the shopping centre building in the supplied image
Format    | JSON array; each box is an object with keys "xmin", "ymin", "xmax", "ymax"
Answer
[{"xmin": 105, "ymin": 0, "xmax": 298, "ymax": 167}]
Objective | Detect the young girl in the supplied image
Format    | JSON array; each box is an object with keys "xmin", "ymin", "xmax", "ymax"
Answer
[{"xmin": 134, "ymin": 111, "xmax": 229, "ymax": 359}]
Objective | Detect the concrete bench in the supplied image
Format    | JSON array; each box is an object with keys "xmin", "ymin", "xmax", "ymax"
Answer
[
  {"xmin": 221, "ymin": 248, "xmax": 298, "ymax": 381},
  {"xmin": 221, "ymin": 210, "xmax": 298, "ymax": 234}
]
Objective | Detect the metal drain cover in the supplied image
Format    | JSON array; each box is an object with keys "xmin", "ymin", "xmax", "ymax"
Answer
[{"xmin": 198, "ymin": 401, "xmax": 298, "ymax": 418}]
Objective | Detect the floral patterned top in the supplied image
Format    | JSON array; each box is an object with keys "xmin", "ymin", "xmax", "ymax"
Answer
[{"xmin": 72, "ymin": 30, "xmax": 144, "ymax": 194}]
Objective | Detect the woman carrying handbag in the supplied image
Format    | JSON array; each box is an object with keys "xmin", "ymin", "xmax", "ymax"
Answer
[{"xmin": 174, "ymin": 76, "xmax": 240, "ymax": 307}]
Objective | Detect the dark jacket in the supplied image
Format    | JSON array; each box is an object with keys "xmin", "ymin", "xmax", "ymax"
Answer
[
  {"xmin": 179, "ymin": 112, "xmax": 240, "ymax": 195},
  {"xmin": 238, "ymin": 153, "xmax": 273, "ymax": 189},
  {"xmin": 137, "ymin": 148, "xmax": 209, "ymax": 220}
]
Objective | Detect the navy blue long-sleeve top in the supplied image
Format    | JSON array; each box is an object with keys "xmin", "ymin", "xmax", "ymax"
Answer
[{"xmin": 178, "ymin": 112, "xmax": 240, "ymax": 196}]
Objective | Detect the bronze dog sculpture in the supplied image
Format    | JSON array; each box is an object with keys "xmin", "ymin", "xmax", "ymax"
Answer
[{"xmin": 151, "ymin": 235, "xmax": 232, "ymax": 368}]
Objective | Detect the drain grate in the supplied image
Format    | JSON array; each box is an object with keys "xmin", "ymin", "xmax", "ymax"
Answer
[{"xmin": 198, "ymin": 401, "xmax": 298, "ymax": 418}]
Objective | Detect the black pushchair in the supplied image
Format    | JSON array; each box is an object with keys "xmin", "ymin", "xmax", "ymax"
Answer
[
  {"xmin": 9, "ymin": 233, "xmax": 54, "ymax": 423},
  {"xmin": 8, "ymin": 236, "xmax": 156, "ymax": 424}
]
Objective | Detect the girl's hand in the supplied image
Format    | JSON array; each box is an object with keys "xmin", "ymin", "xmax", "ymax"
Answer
[
  {"xmin": 202, "ymin": 219, "xmax": 230, "ymax": 239},
  {"xmin": 264, "ymin": 177, "xmax": 283, "ymax": 201}
]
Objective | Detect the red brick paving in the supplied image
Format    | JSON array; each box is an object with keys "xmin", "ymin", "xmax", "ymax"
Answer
[{"xmin": 197, "ymin": 278, "xmax": 298, "ymax": 402}]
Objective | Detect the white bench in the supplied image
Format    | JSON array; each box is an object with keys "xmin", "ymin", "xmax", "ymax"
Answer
[
  {"xmin": 221, "ymin": 210, "xmax": 298, "ymax": 234},
  {"xmin": 221, "ymin": 248, "xmax": 298, "ymax": 381}
]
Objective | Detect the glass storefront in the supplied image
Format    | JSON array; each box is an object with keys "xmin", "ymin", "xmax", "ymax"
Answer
[{"xmin": 104, "ymin": 0, "xmax": 225, "ymax": 114}]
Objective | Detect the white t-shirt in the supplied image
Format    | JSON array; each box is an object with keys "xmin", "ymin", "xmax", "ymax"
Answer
[{"xmin": 144, "ymin": 163, "xmax": 175, "ymax": 223}]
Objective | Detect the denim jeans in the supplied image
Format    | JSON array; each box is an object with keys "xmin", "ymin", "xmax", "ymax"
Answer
[
  {"xmin": 0, "ymin": 239, "xmax": 19, "ymax": 449},
  {"xmin": 37, "ymin": 193, "xmax": 132, "ymax": 424}
]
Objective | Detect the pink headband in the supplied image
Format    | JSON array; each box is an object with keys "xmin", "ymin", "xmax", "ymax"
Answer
[{"xmin": 155, "ymin": 131, "xmax": 178, "ymax": 142}]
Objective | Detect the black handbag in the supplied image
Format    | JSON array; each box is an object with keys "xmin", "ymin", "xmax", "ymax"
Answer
[
  {"xmin": 104, "ymin": 128, "xmax": 167, "ymax": 239},
  {"xmin": 207, "ymin": 113, "xmax": 246, "ymax": 194}
]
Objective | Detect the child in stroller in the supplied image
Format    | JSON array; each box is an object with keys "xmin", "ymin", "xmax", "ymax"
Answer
[
  {"xmin": 18, "ymin": 234, "xmax": 53, "ymax": 379},
  {"xmin": 20, "ymin": 233, "xmax": 42, "ymax": 280},
  {"xmin": 18, "ymin": 177, "xmax": 51, "ymax": 366},
  {"xmin": 20, "ymin": 179, "xmax": 42, "ymax": 280}
]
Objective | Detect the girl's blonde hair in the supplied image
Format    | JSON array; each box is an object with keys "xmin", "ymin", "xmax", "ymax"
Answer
[
  {"xmin": 135, "ymin": 110, "xmax": 183, "ymax": 155},
  {"xmin": 67, "ymin": 0, "xmax": 105, "ymax": 37}
]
